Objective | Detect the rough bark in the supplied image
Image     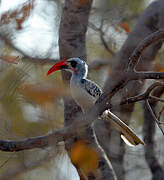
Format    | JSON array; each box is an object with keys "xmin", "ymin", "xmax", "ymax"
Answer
[
  {"xmin": 95, "ymin": 0, "xmax": 164, "ymax": 179},
  {"xmin": 59, "ymin": 0, "xmax": 116, "ymax": 179}
]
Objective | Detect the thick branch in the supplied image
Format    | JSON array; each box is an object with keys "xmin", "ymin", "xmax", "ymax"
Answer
[
  {"xmin": 59, "ymin": 0, "xmax": 117, "ymax": 179},
  {"xmin": 0, "ymin": 4, "xmax": 164, "ymax": 180},
  {"xmin": 0, "ymin": 31, "xmax": 163, "ymax": 153},
  {"xmin": 0, "ymin": 83, "xmax": 162, "ymax": 152},
  {"xmin": 0, "ymin": 128, "xmax": 74, "ymax": 151},
  {"xmin": 0, "ymin": 33, "xmax": 163, "ymax": 153},
  {"xmin": 128, "ymin": 29, "xmax": 164, "ymax": 70}
]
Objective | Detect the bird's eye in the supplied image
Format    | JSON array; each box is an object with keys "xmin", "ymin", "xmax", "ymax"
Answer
[{"xmin": 70, "ymin": 61, "xmax": 77, "ymax": 68}]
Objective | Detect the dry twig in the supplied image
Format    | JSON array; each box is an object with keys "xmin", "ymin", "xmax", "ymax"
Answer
[
  {"xmin": 145, "ymin": 99, "xmax": 164, "ymax": 135},
  {"xmin": 0, "ymin": 29, "xmax": 163, "ymax": 153}
]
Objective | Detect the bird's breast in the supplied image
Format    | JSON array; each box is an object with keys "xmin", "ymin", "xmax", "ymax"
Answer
[{"xmin": 70, "ymin": 81, "xmax": 96, "ymax": 113}]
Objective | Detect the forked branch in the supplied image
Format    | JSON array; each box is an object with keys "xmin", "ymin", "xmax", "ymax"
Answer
[{"xmin": 0, "ymin": 30, "xmax": 163, "ymax": 152}]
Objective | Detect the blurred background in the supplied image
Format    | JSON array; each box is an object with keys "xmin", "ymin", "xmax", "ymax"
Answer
[{"xmin": 0, "ymin": 0, "xmax": 163, "ymax": 179}]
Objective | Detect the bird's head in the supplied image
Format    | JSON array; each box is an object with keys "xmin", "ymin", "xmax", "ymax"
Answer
[{"xmin": 46, "ymin": 57, "xmax": 88, "ymax": 78}]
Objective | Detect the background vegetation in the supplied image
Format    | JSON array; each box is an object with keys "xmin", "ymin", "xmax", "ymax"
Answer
[{"xmin": 0, "ymin": 0, "xmax": 163, "ymax": 179}]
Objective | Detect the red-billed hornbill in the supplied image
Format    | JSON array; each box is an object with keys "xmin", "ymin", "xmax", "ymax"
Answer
[{"xmin": 47, "ymin": 57, "xmax": 144, "ymax": 146}]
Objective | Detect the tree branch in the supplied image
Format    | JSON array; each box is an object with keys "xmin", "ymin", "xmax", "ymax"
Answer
[
  {"xmin": 132, "ymin": 72, "xmax": 164, "ymax": 80},
  {"xmin": 128, "ymin": 29, "xmax": 164, "ymax": 71},
  {"xmin": 118, "ymin": 82, "xmax": 164, "ymax": 107},
  {"xmin": 88, "ymin": 22, "xmax": 115, "ymax": 56},
  {"xmin": 0, "ymin": 29, "xmax": 163, "ymax": 153},
  {"xmin": 146, "ymin": 99, "xmax": 164, "ymax": 135},
  {"xmin": 143, "ymin": 84, "xmax": 164, "ymax": 180},
  {"xmin": 0, "ymin": 127, "xmax": 74, "ymax": 152},
  {"xmin": 150, "ymin": 96, "xmax": 164, "ymax": 103}
]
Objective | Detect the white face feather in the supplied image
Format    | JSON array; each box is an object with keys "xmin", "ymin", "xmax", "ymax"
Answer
[
  {"xmin": 67, "ymin": 57, "xmax": 88, "ymax": 78},
  {"xmin": 83, "ymin": 63, "xmax": 88, "ymax": 78}
]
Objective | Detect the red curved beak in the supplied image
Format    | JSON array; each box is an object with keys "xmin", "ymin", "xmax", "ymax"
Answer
[{"xmin": 46, "ymin": 60, "xmax": 68, "ymax": 76}]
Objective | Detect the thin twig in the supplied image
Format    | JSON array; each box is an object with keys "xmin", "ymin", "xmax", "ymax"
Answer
[
  {"xmin": 158, "ymin": 105, "xmax": 164, "ymax": 122},
  {"xmin": 99, "ymin": 19, "xmax": 115, "ymax": 56},
  {"xmin": 112, "ymin": 82, "xmax": 164, "ymax": 109},
  {"xmin": 149, "ymin": 95, "xmax": 164, "ymax": 103},
  {"xmin": 145, "ymin": 99, "xmax": 164, "ymax": 135},
  {"xmin": 88, "ymin": 22, "xmax": 115, "ymax": 56},
  {"xmin": 0, "ymin": 154, "xmax": 14, "ymax": 169}
]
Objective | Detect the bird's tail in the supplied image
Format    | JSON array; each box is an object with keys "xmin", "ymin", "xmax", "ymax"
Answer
[{"xmin": 102, "ymin": 110, "xmax": 145, "ymax": 146}]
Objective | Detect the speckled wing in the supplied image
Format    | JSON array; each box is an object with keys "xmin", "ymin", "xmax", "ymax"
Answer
[{"xmin": 81, "ymin": 79, "xmax": 102, "ymax": 100}]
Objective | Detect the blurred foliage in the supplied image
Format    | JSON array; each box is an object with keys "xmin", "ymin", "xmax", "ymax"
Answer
[
  {"xmin": 0, "ymin": 59, "xmax": 67, "ymax": 178},
  {"xmin": 120, "ymin": 21, "xmax": 131, "ymax": 33},
  {"xmin": 101, "ymin": 0, "xmax": 144, "ymax": 15},
  {"xmin": 0, "ymin": 55, "xmax": 19, "ymax": 64},
  {"xmin": 0, "ymin": 61, "xmax": 66, "ymax": 138},
  {"xmin": 70, "ymin": 140, "xmax": 99, "ymax": 175},
  {"xmin": 0, "ymin": 0, "xmax": 35, "ymax": 30}
]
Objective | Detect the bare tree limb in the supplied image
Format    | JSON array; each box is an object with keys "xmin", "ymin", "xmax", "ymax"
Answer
[
  {"xmin": 132, "ymin": 72, "xmax": 164, "ymax": 80},
  {"xmin": 143, "ymin": 85, "xmax": 164, "ymax": 180},
  {"xmin": 88, "ymin": 22, "xmax": 115, "ymax": 56},
  {"xmin": 0, "ymin": 29, "xmax": 163, "ymax": 153},
  {"xmin": 146, "ymin": 99, "xmax": 164, "ymax": 135},
  {"xmin": 59, "ymin": 0, "xmax": 117, "ymax": 179},
  {"xmin": 99, "ymin": 19, "xmax": 115, "ymax": 56},
  {"xmin": 128, "ymin": 29, "xmax": 164, "ymax": 71},
  {"xmin": 97, "ymin": 1, "xmax": 164, "ymax": 178},
  {"xmin": 150, "ymin": 96, "xmax": 164, "ymax": 103},
  {"xmin": 0, "ymin": 128, "xmax": 72, "ymax": 151},
  {"xmin": 0, "ymin": 2, "xmax": 164, "ymax": 180},
  {"xmin": 113, "ymin": 82, "xmax": 164, "ymax": 108},
  {"xmin": 158, "ymin": 105, "xmax": 164, "ymax": 120}
]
